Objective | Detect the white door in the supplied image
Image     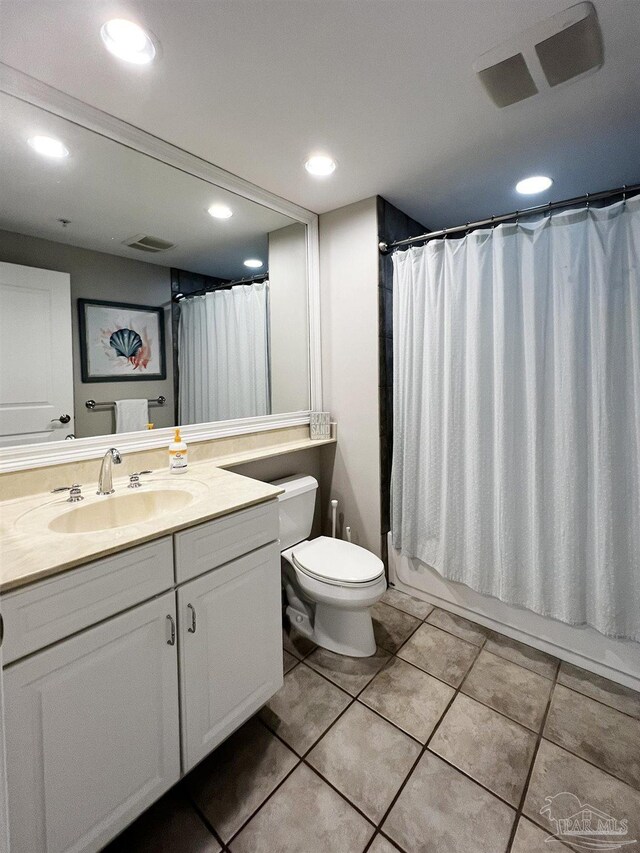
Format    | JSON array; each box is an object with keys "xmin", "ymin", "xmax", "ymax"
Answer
[
  {"xmin": 179, "ymin": 543, "xmax": 283, "ymax": 772},
  {"xmin": 0, "ymin": 261, "xmax": 74, "ymax": 446},
  {"xmin": 4, "ymin": 591, "xmax": 180, "ymax": 853}
]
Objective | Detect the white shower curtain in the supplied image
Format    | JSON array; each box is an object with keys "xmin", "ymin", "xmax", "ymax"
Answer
[
  {"xmin": 179, "ymin": 281, "xmax": 271, "ymax": 424},
  {"xmin": 392, "ymin": 197, "xmax": 640, "ymax": 641}
]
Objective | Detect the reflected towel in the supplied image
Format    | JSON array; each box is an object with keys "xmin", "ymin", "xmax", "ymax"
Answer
[{"xmin": 115, "ymin": 399, "xmax": 148, "ymax": 433}]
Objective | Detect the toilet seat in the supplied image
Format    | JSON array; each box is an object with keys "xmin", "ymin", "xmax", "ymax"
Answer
[{"xmin": 292, "ymin": 536, "xmax": 384, "ymax": 588}]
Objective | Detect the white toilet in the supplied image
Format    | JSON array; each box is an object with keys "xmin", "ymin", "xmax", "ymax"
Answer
[{"xmin": 274, "ymin": 475, "xmax": 386, "ymax": 657}]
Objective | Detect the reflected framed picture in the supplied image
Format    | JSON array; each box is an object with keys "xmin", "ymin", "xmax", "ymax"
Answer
[{"xmin": 78, "ymin": 299, "xmax": 166, "ymax": 382}]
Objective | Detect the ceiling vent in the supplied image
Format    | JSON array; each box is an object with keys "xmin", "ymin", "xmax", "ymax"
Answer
[
  {"xmin": 123, "ymin": 234, "xmax": 176, "ymax": 253},
  {"xmin": 474, "ymin": 2, "xmax": 603, "ymax": 107}
]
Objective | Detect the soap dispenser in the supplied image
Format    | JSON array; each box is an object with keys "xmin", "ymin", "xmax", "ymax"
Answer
[{"xmin": 169, "ymin": 427, "xmax": 188, "ymax": 473}]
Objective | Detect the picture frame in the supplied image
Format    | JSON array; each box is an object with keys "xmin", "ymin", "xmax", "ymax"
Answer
[{"xmin": 78, "ymin": 299, "xmax": 167, "ymax": 383}]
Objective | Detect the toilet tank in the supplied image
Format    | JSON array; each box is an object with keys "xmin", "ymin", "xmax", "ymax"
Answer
[{"xmin": 271, "ymin": 475, "xmax": 318, "ymax": 550}]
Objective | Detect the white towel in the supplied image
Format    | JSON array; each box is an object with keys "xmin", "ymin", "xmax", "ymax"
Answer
[{"xmin": 114, "ymin": 399, "xmax": 148, "ymax": 433}]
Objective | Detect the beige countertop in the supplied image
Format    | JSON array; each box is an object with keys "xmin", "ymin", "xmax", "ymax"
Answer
[{"xmin": 0, "ymin": 462, "xmax": 283, "ymax": 594}]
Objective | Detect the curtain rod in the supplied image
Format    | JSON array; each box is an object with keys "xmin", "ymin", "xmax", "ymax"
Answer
[
  {"xmin": 173, "ymin": 272, "xmax": 269, "ymax": 302},
  {"xmin": 378, "ymin": 182, "xmax": 640, "ymax": 254}
]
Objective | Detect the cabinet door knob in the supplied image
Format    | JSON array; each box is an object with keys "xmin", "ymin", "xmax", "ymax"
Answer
[
  {"xmin": 166, "ymin": 614, "xmax": 176, "ymax": 646},
  {"xmin": 187, "ymin": 603, "xmax": 197, "ymax": 633},
  {"xmin": 52, "ymin": 414, "xmax": 71, "ymax": 424}
]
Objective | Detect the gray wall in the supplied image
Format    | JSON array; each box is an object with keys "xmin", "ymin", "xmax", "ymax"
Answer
[
  {"xmin": 268, "ymin": 222, "xmax": 309, "ymax": 413},
  {"xmin": 229, "ymin": 446, "xmax": 323, "ymax": 538},
  {"xmin": 0, "ymin": 230, "xmax": 174, "ymax": 438},
  {"xmin": 318, "ymin": 198, "xmax": 382, "ymax": 556}
]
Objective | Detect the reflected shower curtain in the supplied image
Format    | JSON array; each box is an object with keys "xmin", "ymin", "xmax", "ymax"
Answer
[
  {"xmin": 392, "ymin": 198, "xmax": 640, "ymax": 640},
  {"xmin": 179, "ymin": 281, "xmax": 271, "ymax": 424}
]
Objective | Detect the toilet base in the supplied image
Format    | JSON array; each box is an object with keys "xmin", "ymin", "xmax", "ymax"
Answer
[
  {"xmin": 285, "ymin": 604, "xmax": 314, "ymax": 641},
  {"xmin": 313, "ymin": 603, "xmax": 376, "ymax": 657},
  {"xmin": 286, "ymin": 602, "xmax": 377, "ymax": 657}
]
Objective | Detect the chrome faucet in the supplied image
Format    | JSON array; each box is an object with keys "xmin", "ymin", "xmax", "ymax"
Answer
[{"xmin": 97, "ymin": 447, "xmax": 122, "ymax": 495}]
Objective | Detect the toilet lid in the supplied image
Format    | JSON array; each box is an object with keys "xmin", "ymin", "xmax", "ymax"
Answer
[{"xmin": 292, "ymin": 536, "xmax": 384, "ymax": 585}]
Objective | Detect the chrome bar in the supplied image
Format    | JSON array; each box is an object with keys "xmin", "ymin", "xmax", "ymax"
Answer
[{"xmin": 85, "ymin": 396, "xmax": 166, "ymax": 409}]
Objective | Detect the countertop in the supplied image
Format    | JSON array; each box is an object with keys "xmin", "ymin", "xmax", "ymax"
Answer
[{"xmin": 0, "ymin": 462, "xmax": 283, "ymax": 593}]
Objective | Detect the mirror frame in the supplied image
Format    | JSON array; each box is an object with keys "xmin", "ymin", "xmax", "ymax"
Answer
[{"xmin": 0, "ymin": 63, "xmax": 322, "ymax": 472}]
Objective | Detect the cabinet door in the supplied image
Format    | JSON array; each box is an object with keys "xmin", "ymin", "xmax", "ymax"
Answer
[
  {"xmin": 4, "ymin": 592, "xmax": 180, "ymax": 853},
  {"xmin": 179, "ymin": 542, "xmax": 283, "ymax": 771}
]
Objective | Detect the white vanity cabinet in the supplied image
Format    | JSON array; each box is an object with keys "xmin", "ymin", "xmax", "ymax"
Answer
[
  {"xmin": 2, "ymin": 499, "xmax": 282, "ymax": 853},
  {"xmin": 4, "ymin": 591, "xmax": 181, "ymax": 853},
  {"xmin": 177, "ymin": 542, "xmax": 283, "ymax": 771}
]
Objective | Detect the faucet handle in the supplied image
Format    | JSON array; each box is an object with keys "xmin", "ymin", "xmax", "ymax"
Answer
[
  {"xmin": 51, "ymin": 484, "xmax": 84, "ymax": 502},
  {"xmin": 128, "ymin": 470, "xmax": 153, "ymax": 489}
]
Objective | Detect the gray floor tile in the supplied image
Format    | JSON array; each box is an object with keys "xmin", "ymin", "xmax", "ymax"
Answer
[
  {"xmin": 381, "ymin": 587, "xmax": 434, "ymax": 620},
  {"xmin": 259, "ymin": 663, "xmax": 350, "ymax": 755},
  {"xmin": 524, "ymin": 739, "xmax": 640, "ymax": 852},
  {"xmin": 511, "ymin": 816, "xmax": 572, "ymax": 852},
  {"xmin": 229, "ymin": 763, "xmax": 374, "ymax": 853},
  {"xmin": 371, "ymin": 602, "xmax": 421, "ymax": 652},
  {"xmin": 484, "ymin": 631, "xmax": 558, "ymax": 679},
  {"xmin": 104, "ymin": 787, "xmax": 220, "ymax": 853},
  {"xmin": 544, "ymin": 684, "xmax": 640, "ymax": 790},
  {"xmin": 397, "ymin": 623, "xmax": 480, "ymax": 687},
  {"xmin": 367, "ymin": 835, "xmax": 398, "ymax": 853},
  {"xmin": 429, "ymin": 693, "xmax": 537, "ymax": 805},
  {"xmin": 282, "ymin": 626, "xmax": 316, "ymax": 659},
  {"xmin": 558, "ymin": 661, "xmax": 640, "ymax": 720},
  {"xmin": 382, "ymin": 751, "xmax": 515, "ymax": 853},
  {"xmin": 462, "ymin": 649, "xmax": 553, "ymax": 730},
  {"xmin": 185, "ymin": 717, "xmax": 298, "ymax": 843},
  {"xmin": 360, "ymin": 657, "xmax": 454, "ymax": 742},
  {"xmin": 426, "ymin": 607, "xmax": 489, "ymax": 646},
  {"xmin": 307, "ymin": 702, "xmax": 420, "ymax": 823},
  {"xmin": 304, "ymin": 645, "xmax": 391, "ymax": 696},
  {"xmin": 282, "ymin": 650, "xmax": 298, "ymax": 674},
  {"xmin": 368, "ymin": 834, "xmax": 402, "ymax": 853}
]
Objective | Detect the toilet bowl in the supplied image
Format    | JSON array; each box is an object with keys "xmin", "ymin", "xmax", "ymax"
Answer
[{"xmin": 273, "ymin": 475, "xmax": 386, "ymax": 657}]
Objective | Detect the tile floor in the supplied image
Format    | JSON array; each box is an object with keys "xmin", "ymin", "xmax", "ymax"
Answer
[{"xmin": 105, "ymin": 588, "xmax": 640, "ymax": 853}]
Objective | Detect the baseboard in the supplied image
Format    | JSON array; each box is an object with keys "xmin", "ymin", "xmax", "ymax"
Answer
[{"xmin": 387, "ymin": 533, "xmax": 640, "ymax": 692}]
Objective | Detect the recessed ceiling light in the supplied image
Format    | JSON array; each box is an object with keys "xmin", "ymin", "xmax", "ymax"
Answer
[
  {"xmin": 516, "ymin": 175, "xmax": 553, "ymax": 195},
  {"xmin": 304, "ymin": 154, "xmax": 336, "ymax": 176},
  {"xmin": 100, "ymin": 19, "xmax": 157, "ymax": 64},
  {"xmin": 27, "ymin": 136, "xmax": 69, "ymax": 159},
  {"xmin": 208, "ymin": 203, "xmax": 233, "ymax": 219},
  {"xmin": 244, "ymin": 259, "xmax": 263, "ymax": 269}
]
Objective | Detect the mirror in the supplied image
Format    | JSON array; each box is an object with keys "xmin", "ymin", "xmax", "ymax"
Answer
[{"xmin": 0, "ymin": 92, "xmax": 310, "ymax": 448}]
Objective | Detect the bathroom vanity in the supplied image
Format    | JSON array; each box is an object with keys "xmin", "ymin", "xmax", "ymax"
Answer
[{"xmin": 0, "ymin": 465, "xmax": 284, "ymax": 853}]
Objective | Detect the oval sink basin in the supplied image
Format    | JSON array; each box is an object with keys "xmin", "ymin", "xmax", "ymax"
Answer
[{"xmin": 48, "ymin": 489, "xmax": 195, "ymax": 534}]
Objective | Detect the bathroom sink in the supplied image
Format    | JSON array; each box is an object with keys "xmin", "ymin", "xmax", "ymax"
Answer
[{"xmin": 48, "ymin": 488, "xmax": 197, "ymax": 534}]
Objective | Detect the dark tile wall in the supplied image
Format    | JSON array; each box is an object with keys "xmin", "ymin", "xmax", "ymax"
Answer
[{"xmin": 376, "ymin": 197, "xmax": 429, "ymax": 561}]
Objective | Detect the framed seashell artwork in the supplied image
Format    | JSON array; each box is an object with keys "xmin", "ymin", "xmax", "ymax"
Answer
[{"xmin": 78, "ymin": 299, "xmax": 167, "ymax": 382}]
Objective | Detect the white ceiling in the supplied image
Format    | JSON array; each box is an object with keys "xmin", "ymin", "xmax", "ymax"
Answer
[
  {"xmin": 0, "ymin": 0, "xmax": 639, "ymax": 229},
  {"xmin": 0, "ymin": 94, "xmax": 295, "ymax": 279}
]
